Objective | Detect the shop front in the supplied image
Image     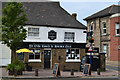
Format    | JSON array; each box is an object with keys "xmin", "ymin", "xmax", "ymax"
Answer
[{"xmin": 21, "ymin": 42, "xmax": 86, "ymax": 71}]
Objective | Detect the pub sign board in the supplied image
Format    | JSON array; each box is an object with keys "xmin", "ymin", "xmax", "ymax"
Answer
[
  {"xmin": 22, "ymin": 42, "xmax": 86, "ymax": 49},
  {"xmin": 29, "ymin": 44, "xmax": 72, "ymax": 48},
  {"xmin": 48, "ymin": 30, "xmax": 57, "ymax": 40}
]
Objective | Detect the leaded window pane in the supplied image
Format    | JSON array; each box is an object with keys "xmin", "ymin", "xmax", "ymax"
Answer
[
  {"xmin": 66, "ymin": 49, "xmax": 80, "ymax": 60},
  {"xmin": 28, "ymin": 28, "xmax": 39, "ymax": 37}
]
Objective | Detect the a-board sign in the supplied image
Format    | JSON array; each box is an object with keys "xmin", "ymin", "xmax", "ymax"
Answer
[
  {"xmin": 53, "ymin": 63, "xmax": 60, "ymax": 76},
  {"xmin": 83, "ymin": 64, "xmax": 91, "ymax": 75}
]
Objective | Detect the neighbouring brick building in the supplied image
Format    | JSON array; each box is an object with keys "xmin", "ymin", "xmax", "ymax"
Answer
[
  {"xmin": 2, "ymin": 2, "xmax": 86, "ymax": 71},
  {"xmin": 84, "ymin": 5, "xmax": 120, "ymax": 61},
  {"xmin": 110, "ymin": 13, "xmax": 120, "ymax": 61}
]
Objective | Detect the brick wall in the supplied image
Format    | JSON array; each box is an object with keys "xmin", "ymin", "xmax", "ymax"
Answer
[{"xmin": 110, "ymin": 16, "xmax": 120, "ymax": 61}]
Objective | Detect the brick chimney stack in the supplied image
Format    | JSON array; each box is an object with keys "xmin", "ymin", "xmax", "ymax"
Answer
[{"xmin": 72, "ymin": 13, "xmax": 77, "ymax": 19}]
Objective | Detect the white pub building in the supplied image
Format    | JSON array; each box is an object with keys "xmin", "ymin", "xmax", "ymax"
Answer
[{"xmin": 1, "ymin": 2, "xmax": 86, "ymax": 71}]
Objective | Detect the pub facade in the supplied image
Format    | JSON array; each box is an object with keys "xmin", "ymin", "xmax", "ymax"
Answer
[
  {"xmin": 22, "ymin": 26, "xmax": 86, "ymax": 71},
  {"xmin": 2, "ymin": 2, "xmax": 87, "ymax": 71}
]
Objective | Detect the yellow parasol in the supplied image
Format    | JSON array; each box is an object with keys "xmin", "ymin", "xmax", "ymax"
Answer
[{"xmin": 16, "ymin": 48, "xmax": 34, "ymax": 53}]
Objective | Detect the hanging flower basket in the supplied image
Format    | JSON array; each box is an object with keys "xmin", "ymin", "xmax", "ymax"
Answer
[{"xmin": 88, "ymin": 37, "xmax": 94, "ymax": 43}]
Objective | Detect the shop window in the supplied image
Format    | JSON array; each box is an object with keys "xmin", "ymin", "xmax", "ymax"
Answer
[
  {"xmin": 64, "ymin": 32, "xmax": 75, "ymax": 42},
  {"xmin": 102, "ymin": 22, "xmax": 107, "ymax": 35},
  {"xmin": 66, "ymin": 49, "xmax": 80, "ymax": 62},
  {"xmin": 28, "ymin": 27, "xmax": 39, "ymax": 37},
  {"xmin": 29, "ymin": 49, "xmax": 41, "ymax": 62},
  {"xmin": 115, "ymin": 23, "xmax": 120, "ymax": 36}
]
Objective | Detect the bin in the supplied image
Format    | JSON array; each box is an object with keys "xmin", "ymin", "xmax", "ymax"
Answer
[{"xmin": 99, "ymin": 52, "xmax": 106, "ymax": 71}]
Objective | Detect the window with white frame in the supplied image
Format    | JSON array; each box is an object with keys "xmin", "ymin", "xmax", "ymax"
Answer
[
  {"xmin": 64, "ymin": 32, "xmax": 75, "ymax": 42},
  {"xmin": 103, "ymin": 44, "xmax": 108, "ymax": 57},
  {"xmin": 66, "ymin": 49, "xmax": 80, "ymax": 62},
  {"xmin": 115, "ymin": 23, "xmax": 120, "ymax": 36},
  {"xmin": 29, "ymin": 49, "xmax": 41, "ymax": 62},
  {"xmin": 103, "ymin": 45, "xmax": 107, "ymax": 53},
  {"xmin": 28, "ymin": 28, "xmax": 39, "ymax": 37},
  {"xmin": 90, "ymin": 24, "xmax": 93, "ymax": 32},
  {"xmin": 102, "ymin": 22, "xmax": 107, "ymax": 34}
]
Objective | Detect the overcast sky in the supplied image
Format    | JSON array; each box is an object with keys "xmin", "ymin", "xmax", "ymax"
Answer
[{"xmin": 59, "ymin": 1, "xmax": 119, "ymax": 25}]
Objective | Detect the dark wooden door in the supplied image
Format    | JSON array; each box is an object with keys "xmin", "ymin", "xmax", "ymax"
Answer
[{"xmin": 44, "ymin": 50, "xmax": 51, "ymax": 69}]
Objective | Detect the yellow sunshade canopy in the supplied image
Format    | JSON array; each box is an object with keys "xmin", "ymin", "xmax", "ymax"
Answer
[{"xmin": 16, "ymin": 48, "xmax": 34, "ymax": 53}]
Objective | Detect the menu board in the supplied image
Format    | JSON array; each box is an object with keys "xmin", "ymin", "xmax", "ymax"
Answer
[{"xmin": 53, "ymin": 63, "xmax": 60, "ymax": 76}]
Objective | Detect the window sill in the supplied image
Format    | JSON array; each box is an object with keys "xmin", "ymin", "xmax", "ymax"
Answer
[
  {"xmin": 27, "ymin": 37, "xmax": 40, "ymax": 39},
  {"xmin": 28, "ymin": 59, "xmax": 41, "ymax": 62},
  {"xmin": 115, "ymin": 35, "xmax": 120, "ymax": 37},
  {"xmin": 102, "ymin": 34, "xmax": 107, "ymax": 36},
  {"xmin": 65, "ymin": 60, "xmax": 81, "ymax": 62}
]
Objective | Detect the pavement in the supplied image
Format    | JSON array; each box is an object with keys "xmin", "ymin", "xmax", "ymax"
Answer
[
  {"xmin": 0, "ymin": 67, "xmax": 119, "ymax": 79},
  {"xmin": 106, "ymin": 61, "xmax": 119, "ymax": 67},
  {"xmin": 0, "ymin": 60, "xmax": 119, "ymax": 79}
]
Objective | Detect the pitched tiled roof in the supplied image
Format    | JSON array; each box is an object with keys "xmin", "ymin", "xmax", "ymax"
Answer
[
  {"xmin": 84, "ymin": 5, "xmax": 120, "ymax": 21},
  {"xmin": 2, "ymin": 2, "xmax": 86, "ymax": 29}
]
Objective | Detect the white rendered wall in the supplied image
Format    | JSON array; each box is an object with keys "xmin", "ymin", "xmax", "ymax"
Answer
[
  {"xmin": 24, "ymin": 26, "xmax": 86, "ymax": 43},
  {"xmin": 0, "ymin": 42, "xmax": 11, "ymax": 66}
]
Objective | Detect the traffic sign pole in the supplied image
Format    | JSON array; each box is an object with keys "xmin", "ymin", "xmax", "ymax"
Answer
[{"xmin": 88, "ymin": 43, "xmax": 93, "ymax": 65}]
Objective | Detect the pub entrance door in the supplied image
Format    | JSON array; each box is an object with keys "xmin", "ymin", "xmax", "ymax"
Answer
[{"xmin": 44, "ymin": 50, "xmax": 51, "ymax": 69}]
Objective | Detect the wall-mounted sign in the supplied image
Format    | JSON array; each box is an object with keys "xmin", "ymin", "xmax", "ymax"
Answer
[
  {"xmin": 86, "ymin": 47, "xmax": 99, "ymax": 53},
  {"xmin": 29, "ymin": 44, "xmax": 72, "ymax": 48},
  {"xmin": 23, "ymin": 42, "xmax": 86, "ymax": 49},
  {"xmin": 48, "ymin": 30, "xmax": 57, "ymax": 40}
]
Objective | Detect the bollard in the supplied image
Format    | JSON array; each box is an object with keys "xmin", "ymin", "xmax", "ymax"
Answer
[
  {"xmin": 35, "ymin": 69, "xmax": 38, "ymax": 76},
  {"xmin": 71, "ymin": 69, "xmax": 74, "ymax": 76},
  {"xmin": 97, "ymin": 68, "xmax": 100, "ymax": 75}
]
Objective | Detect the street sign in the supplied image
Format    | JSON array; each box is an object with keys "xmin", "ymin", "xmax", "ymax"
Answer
[{"xmin": 88, "ymin": 46, "xmax": 93, "ymax": 51}]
